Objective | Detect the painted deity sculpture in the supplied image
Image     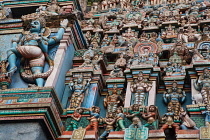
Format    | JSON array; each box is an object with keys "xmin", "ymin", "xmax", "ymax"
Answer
[
  {"xmin": 115, "ymin": 107, "xmax": 126, "ymax": 131},
  {"xmin": 104, "ymin": 84, "xmax": 124, "ymax": 112},
  {"xmin": 126, "ymin": 104, "xmax": 142, "ymax": 128},
  {"xmin": 160, "ymin": 106, "xmax": 179, "ymax": 135},
  {"xmin": 67, "ymin": 108, "xmax": 84, "ymax": 131},
  {"xmin": 115, "ymin": 53, "xmax": 127, "ymax": 67},
  {"xmin": 142, "ymin": 105, "xmax": 158, "ymax": 129},
  {"xmin": 7, "ymin": 17, "xmax": 68, "ymax": 87},
  {"xmin": 0, "ymin": 61, "xmax": 11, "ymax": 90},
  {"xmin": 130, "ymin": 72, "xmax": 152, "ymax": 105},
  {"xmin": 179, "ymin": 107, "xmax": 198, "ymax": 130},
  {"xmin": 69, "ymin": 76, "xmax": 91, "ymax": 109},
  {"xmin": 163, "ymin": 82, "xmax": 186, "ymax": 120},
  {"xmin": 109, "ymin": 65, "xmax": 124, "ymax": 78},
  {"xmin": 85, "ymin": 106, "xmax": 100, "ymax": 132},
  {"xmin": 202, "ymin": 104, "xmax": 210, "ymax": 126},
  {"xmin": 194, "ymin": 68, "xmax": 210, "ymax": 104},
  {"xmin": 99, "ymin": 112, "xmax": 116, "ymax": 139}
]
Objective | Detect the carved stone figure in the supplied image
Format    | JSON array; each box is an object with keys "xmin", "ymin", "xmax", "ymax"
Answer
[
  {"xmin": 0, "ymin": 61, "xmax": 11, "ymax": 90},
  {"xmin": 104, "ymin": 84, "xmax": 124, "ymax": 112},
  {"xmin": 109, "ymin": 65, "xmax": 124, "ymax": 78},
  {"xmin": 115, "ymin": 53, "xmax": 127, "ymax": 67},
  {"xmin": 115, "ymin": 107, "xmax": 126, "ymax": 131},
  {"xmin": 179, "ymin": 107, "xmax": 198, "ymax": 130},
  {"xmin": 46, "ymin": 0, "xmax": 61, "ymax": 15},
  {"xmin": 160, "ymin": 106, "xmax": 179, "ymax": 134},
  {"xmin": 142, "ymin": 105, "xmax": 158, "ymax": 129},
  {"xmin": 194, "ymin": 68, "xmax": 210, "ymax": 104},
  {"xmin": 85, "ymin": 106, "xmax": 100, "ymax": 132},
  {"xmin": 163, "ymin": 82, "xmax": 186, "ymax": 120},
  {"xmin": 69, "ymin": 76, "xmax": 91, "ymax": 109},
  {"xmin": 7, "ymin": 17, "xmax": 68, "ymax": 87},
  {"xmin": 99, "ymin": 112, "xmax": 116, "ymax": 139},
  {"xmin": 202, "ymin": 104, "xmax": 210, "ymax": 126},
  {"xmin": 130, "ymin": 72, "xmax": 152, "ymax": 105},
  {"xmin": 126, "ymin": 104, "xmax": 142, "ymax": 128},
  {"xmin": 0, "ymin": 4, "xmax": 7, "ymax": 20},
  {"xmin": 67, "ymin": 108, "xmax": 84, "ymax": 131},
  {"xmin": 101, "ymin": 0, "xmax": 108, "ymax": 10}
]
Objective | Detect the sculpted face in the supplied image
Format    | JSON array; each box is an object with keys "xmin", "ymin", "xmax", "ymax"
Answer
[
  {"xmin": 133, "ymin": 104, "xmax": 139, "ymax": 111},
  {"xmin": 172, "ymin": 82, "xmax": 177, "ymax": 88},
  {"xmin": 95, "ymin": 108, "xmax": 100, "ymax": 113},
  {"xmin": 30, "ymin": 20, "xmax": 41, "ymax": 33},
  {"xmin": 149, "ymin": 105, "xmax": 156, "ymax": 112},
  {"xmin": 108, "ymin": 112, "xmax": 113, "ymax": 117}
]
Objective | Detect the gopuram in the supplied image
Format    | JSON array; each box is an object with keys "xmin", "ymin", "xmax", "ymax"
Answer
[{"xmin": 1, "ymin": 0, "xmax": 210, "ymax": 140}]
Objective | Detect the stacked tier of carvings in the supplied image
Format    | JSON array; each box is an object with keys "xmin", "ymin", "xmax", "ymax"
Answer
[
  {"xmin": 65, "ymin": 0, "xmax": 210, "ymax": 139},
  {"xmin": 2, "ymin": 0, "xmax": 210, "ymax": 139}
]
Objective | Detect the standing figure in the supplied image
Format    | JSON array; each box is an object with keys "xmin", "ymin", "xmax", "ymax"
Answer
[
  {"xmin": 130, "ymin": 72, "xmax": 152, "ymax": 105},
  {"xmin": 160, "ymin": 107, "xmax": 179, "ymax": 134},
  {"xmin": 115, "ymin": 107, "xmax": 126, "ymax": 131},
  {"xmin": 179, "ymin": 107, "xmax": 198, "ymax": 130},
  {"xmin": 67, "ymin": 108, "xmax": 84, "ymax": 131},
  {"xmin": 194, "ymin": 68, "xmax": 210, "ymax": 104},
  {"xmin": 85, "ymin": 106, "xmax": 100, "ymax": 132},
  {"xmin": 202, "ymin": 104, "xmax": 210, "ymax": 126},
  {"xmin": 163, "ymin": 82, "xmax": 186, "ymax": 120},
  {"xmin": 142, "ymin": 105, "xmax": 158, "ymax": 129},
  {"xmin": 69, "ymin": 76, "xmax": 91, "ymax": 109},
  {"xmin": 7, "ymin": 17, "xmax": 68, "ymax": 87},
  {"xmin": 99, "ymin": 112, "xmax": 116, "ymax": 139},
  {"xmin": 104, "ymin": 84, "xmax": 124, "ymax": 112}
]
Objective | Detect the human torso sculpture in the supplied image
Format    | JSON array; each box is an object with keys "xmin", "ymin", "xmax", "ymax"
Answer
[
  {"xmin": 130, "ymin": 72, "xmax": 152, "ymax": 105},
  {"xmin": 69, "ymin": 76, "xmax": 91, "ymax": 109},
  {"xmin": 163, "ymin": 82, "xmax": 186, "ymax": 120}
]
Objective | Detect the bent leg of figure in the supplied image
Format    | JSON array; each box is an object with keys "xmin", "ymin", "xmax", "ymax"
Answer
[
  {"xmin": 7, "ymin": 49, "xmax": 20, "ymax": 74},
  {"xmin": 93, "ymin": 122, "xmax": 98, "ymax": 132},
  {"xmin": 118, "ymin": 120, "xmax": 126, "ymax": 130},
  {"xmin": 172, "ymin": 123, "xmax": 179, "ymax": 133},
  {"xmin": 31, "ymin": 66, "xmax": 44, "ymax": 87},
  {"xmin": 180, "ymin": 124, "xmax": 188, "ymax": 130},
  {"xmin": 160, "ymin": 124, "xmax": 169, "ymax": 131},
  {"xmin": 144, "ymin": 123, "xmax": 150, "ymax": 127},
  {"xmin": 72, "ymin": 124, "xmax": 78, "ymax": 130},
  {"xmin": 85, "ymin": 124, "xmax": 92, "ymax": 131},
  {"xmin": 100, "ymin": 130, "xmax": 108, "ymax": 139}
]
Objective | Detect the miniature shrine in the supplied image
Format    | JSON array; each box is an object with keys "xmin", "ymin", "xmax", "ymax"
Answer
[{"xmin": 1, "ymin": 0, "xmax": 210, "ymax": 140}]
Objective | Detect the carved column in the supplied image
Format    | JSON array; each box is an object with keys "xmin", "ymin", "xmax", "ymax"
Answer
[
  {"xmin": 124, "ymin": 82, "xmax": 132, "ymax": 107},
  {"xmin": 148, "ymin": 81, "xmax": 156, "ymax": 106},
  {"xmin": 45, "ymin": 29, "xmax": 71, "ymax": 87}
]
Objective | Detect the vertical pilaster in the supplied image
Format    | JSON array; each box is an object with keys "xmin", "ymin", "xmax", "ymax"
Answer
[
  {"xmin": 148, "ymin": 81, "xmax": 156, "ymax": 106},
  {"xmin": 124, "ymin": 82, "xmax": 132, "ymax": 107},
  {"xmin": 45, "ymin": 29, "xmax": 71, "ymax": 87}
]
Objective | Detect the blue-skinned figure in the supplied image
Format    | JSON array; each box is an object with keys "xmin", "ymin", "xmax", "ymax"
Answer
[{"xmin": 7, "ymin": 17, "xmax": 68, "ymax": 87}]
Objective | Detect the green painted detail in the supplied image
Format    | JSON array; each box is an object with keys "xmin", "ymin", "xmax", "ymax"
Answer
[
  {"xmin": 58, "ymin": 0, "xmax": 74, "ymax": 2},
  {"xmin": 65, "ymin": 116, "xmax": 89, "ymax": 131},
  {"xmin": 66, "ymin": 111, "xmax": 89, "ymax": 114},
  {"xmin": 191, "ymin": 116, "xmax": 205, "ymax": 128},
  {"xmin": 46, "ymin": 112, "xmax": 59, "ymax": 137},
  {"xmin": 0, "ymin": 109, "xmax": 47, "ymax": 115},
  {"xmin": 124, "ymin": 127, "xmax": 149, "ymax": 140},
  {"xmin": 0, "ymin": 93, "xmax": 50, "ymax": 99},
  {"xmin": 74, "ymin": 49, "xmax": 87, "ymax": 57},
  {"xmin": 4, "ymin": 0, "xmax": 49, "ymax": 5}
]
